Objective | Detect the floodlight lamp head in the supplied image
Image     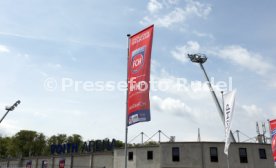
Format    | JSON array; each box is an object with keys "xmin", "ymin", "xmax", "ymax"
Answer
[
  {"xmin": 5, "ymin": 100, "xmax": 21, "ymax": 111},
  {"xmin": 16, "ymin": 100, "xmax": 21, "ymax": 105},
  {"xmin": 187, "ymin": 53, "xmax": 207, "ymax": 64},
  {"xmin": 5, "ymin": 106, "xmax": 12, "ymax": 111},
  {"xmin": 5, "ymin": 106, "xmax": 15, "ymax": 111}
]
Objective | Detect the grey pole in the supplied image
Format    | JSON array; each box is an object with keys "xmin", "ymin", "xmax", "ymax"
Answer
[
  {"xmin": 0, "ymin": 109, "xmax": 11, "ymax": 124},
  {"xmin": 268, "ymin": 119, "xmax": 272, "ymax": 144},
  {"xmin": 141, "ymin": 132, "xmax": 144, "ymax": 144},
  {"xmin": 221, "ymin": 91, "xmax": 225, "ymax": 121},
  {"xmin": 199, "ymin": 63, "xmax": 236, "ymax": 142},
  {"xmin": 197, "ymin": 128, "xmax": 201, "ymax": 142},
  {"xmin": 124, "ymin": 34, "xmax": 131, "ymax": 168},
  {"xmin": 237, "ymin": 130, "xmax": 240, "ymax": 142},
  {"xmin": 227, "ymin": 155, "xmax": 230, "ymax": 168},
  {"xmin": 158, "ymin": 130, "xmax": 161, "ymax": 143}
]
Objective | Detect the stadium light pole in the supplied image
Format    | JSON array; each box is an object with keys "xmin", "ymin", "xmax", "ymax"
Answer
[
  {"xmin": 0, "ymin": 100, "xmax": 21, "ymax": 124},
  {"xmin": 188, "ymin": 54, "xmax": 236, "ymax": 142}
]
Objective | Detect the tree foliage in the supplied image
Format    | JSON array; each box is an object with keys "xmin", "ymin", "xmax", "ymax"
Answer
[
  {"xmin": 0, "ymin": 137, "xmax": 11, "ymax": 158},
  {"xmin": 3, "ymin": 130, "xmax": 47, "ymax": 157},
  {"xmin": 67, "ymin": 134, "xmax": 83, "ymax": 144},
  {"xmin": 0, "ymin": 130, "xmax": 84, "ymax": 158},
  {"xmin": 0, "ymin": 130, "xmax": 127, "ymax": 159}
]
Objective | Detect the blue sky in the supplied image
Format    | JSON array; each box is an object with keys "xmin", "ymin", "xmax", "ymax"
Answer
[{"xmin": 0, "ymin": 0, "xmax": 276, "ymax": 143}]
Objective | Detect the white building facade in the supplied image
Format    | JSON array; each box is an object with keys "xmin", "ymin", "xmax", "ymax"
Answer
[{"xmin": 0, "ymin": 142, "xmax": 274, "ymax": 168}]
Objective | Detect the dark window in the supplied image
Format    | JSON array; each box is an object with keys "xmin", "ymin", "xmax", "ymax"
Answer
[
  {"xmin": 239, "ymin": 148, "xmax": 248, "ymax": 163},
  {"xmin": 147, "ymin": 151, "xmax": 153, "ymax": 160},
  {"xmin": 210, "ymin": 147, "xmax": 218, "ymax": 162},
  {"xmin": 259, "ymin": 148, "xmax": 267, "ymax": 159},
  {"xmin": 128, "ymin": 151, "xmax": 133, "ymax": 161},
  {"xmin": 172, "ymin": 147, "xmax": 180, "ymax": 162}
]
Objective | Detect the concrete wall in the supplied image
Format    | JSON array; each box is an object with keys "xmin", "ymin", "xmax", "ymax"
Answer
[
  {"xmin": 0, "ymin": 152, "xmax": 113, "ymax": 168},
  {"xmin": 72, "ymin": 155, "xmax": 91, "ymax": 168},
  {"xmin": 93, "ymin": 152, "xmax": 113, "ymax": 168},
  {"xmin": 0, "ymin": 142, "xmax": 274, "ymax": 168},
  {"xmin": 160, "ymin": 142, "xmax": 202, "ymax": 168},
  {"xmin": 160, "ymin": 142, "xmax": 274, "ymax": 168},
  {"xmin": 0, "ymin": 161, "xmax": 7, "ymax": 168},
  {"xmin": 202, "ymin": 142, "xmax": 274, "ymax": 168},
  {"xmin": 135, "ymin": 146, "xmax": 160, "ymax": 168},
  {"xmin": 113, "ymin": 146, "xmax": 126, "ymax": 168},
  {"xmin": 113, "ymin": 146, "xmax": 160, "ymax": 168},
  {"xmin": 0, "ymin": 158, "xmax": 23, "ymax": 168}
]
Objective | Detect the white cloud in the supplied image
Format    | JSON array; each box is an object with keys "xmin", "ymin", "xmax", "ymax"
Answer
[
  {"xmin": 241, "ymin": 104, "xmax": 263, "ymax": 117},
  {"xmin": 149, "ymin": 68, "xmax": 268, "ymax": 141},
  {"xmin": 171, "ymin": 41, "xmax": 200, "ymax": 63},
  {"xmin": 141, "ymin": 0, "xmax": 212, "ymax": 28},
  {"xmin": 152, "ymin": 95, "xmax": 193, "ymax": 117},
  {"xmin": 171, "ymin": 41, "xmax": 274, "ymax": 79},
  {"xmin": 152, "ymin": 8, "xmax": 186, "ymax": 27},
  {"xmin": 148, "ymin": 0, "xmax": 163, "ymax": 13},
  {"xmin": 209, "ymin": 43, "xmax": 276, "ymax": 88},
  {"xmin": 231, "ymin": 104, "xmax": 267, "ymax": 139},
  {"xmin": 185, "ymin": 0, "xmax": 211, "ymax": 18},
  {"xmin": 151, "ymin": 59, "xmax": 161, "ymax": 73},
  {"xmin": 0, "ymin": 119, "xmax": 21, "ymax": 136},
  {"xmin": 192, "ymin": 30, "xmax": 214, "ymax": 40},
  {"xmin": 0, "ymin": 45, "xmax": 10, "ymax": 53},
  {"xmin": 217, "ymin": 45, "xmax": 273, "ymax": 75},
  {"xmin": 151, "ymin": 68, "xmax": 229, "ymax": 101},
  {"xmin": 167, "ymin": 0, "xmax": 179, "ymax": 5}
]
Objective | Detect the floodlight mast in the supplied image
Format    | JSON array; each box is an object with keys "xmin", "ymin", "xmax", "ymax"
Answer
[
  {"xmin": 188, "ymin": 54, "xmax": 236, "ymax": 143},
  {"xmin": 0, "ymin": 100, "xmax": 21, "ymax": 124}
]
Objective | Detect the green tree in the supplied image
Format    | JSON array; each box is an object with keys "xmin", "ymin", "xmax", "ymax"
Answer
[
  {"xmin": 10, "ymin": 130, "xmax": 47, "ymax": 157},
  {"xmin": 32, "ymin": 133, "xmax": 46, "ymax": 156},
  {"xmin": 47, "ymin": 134, "xmax": 67, "ymax": 144},
  {"xmin": 67, "ymin": 134, "xmax": 82, "ymax": 144},
  {"xmin": 144, "ymin": 141, "xmax": 159, "ymax": 146},
  {"xmin": 114, "ymin": 140, "xmax": 124, "ymax": 148},
  {"xmin": 46, "ymin": 134, "xmax": 68, "ymax": 155},
  {"xmin": 67, "ymin": 134, "xmax": 83, "ymax": 152},
  {"xmin": 0, "ymin": 136, "xmax": 11, "ymax": 158}
]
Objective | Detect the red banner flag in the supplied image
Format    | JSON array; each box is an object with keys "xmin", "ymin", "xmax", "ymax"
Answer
[
  {"xmin": 270, "ymin": 119, "xmax": 276, "ymax": 162},
  {"xmin": 127, "ymin": 25, "xmax": 154, "ymax": 126}
]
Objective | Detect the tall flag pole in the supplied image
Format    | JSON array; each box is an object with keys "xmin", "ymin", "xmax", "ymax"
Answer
[
  {"xmin": 224, "ymin": 90, "xmax": 236, "ymax": 156},
  {"xmin": 269, "ymin": 119, "xmax": 276, "ymax": 163},
  {"xmin": 124, "ymin": 25, "xmax": 154, "ymax": 168},
  {"xmin": 124, "ymin": 34, "xmax": 131, "ymax": 168}
]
